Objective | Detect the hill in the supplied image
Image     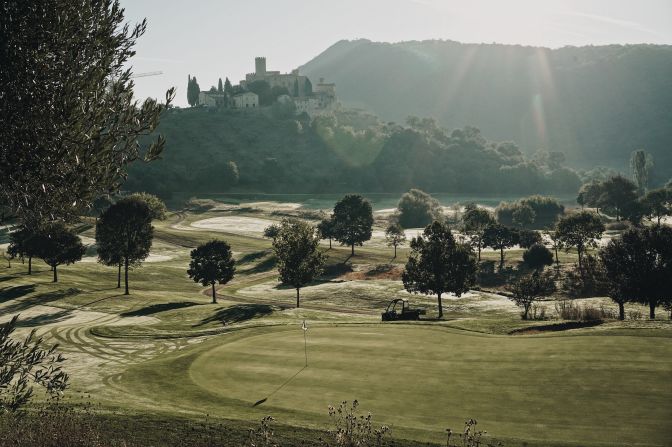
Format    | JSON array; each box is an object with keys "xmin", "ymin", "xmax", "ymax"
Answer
[
  {"xmin": 125, "ymin": 107, "xmax": 582, "ymax": 198},
  {"xmin": 300, "ymin": 39, "xmax": 672, "ymax": 182}
]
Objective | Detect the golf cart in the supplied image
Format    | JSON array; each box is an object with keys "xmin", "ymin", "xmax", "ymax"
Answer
[{"xmin": 381, "ymin": 298, "xmax": 425, "ymax": 321}]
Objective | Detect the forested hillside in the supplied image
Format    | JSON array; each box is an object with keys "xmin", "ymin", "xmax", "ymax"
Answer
[
  {"xmin": 300, "ymin": 39, "xmax": 672, "ymax": 181},
  {"xmin": 125, "ymin": 107, "xmax": 582, "ymax": 198}
]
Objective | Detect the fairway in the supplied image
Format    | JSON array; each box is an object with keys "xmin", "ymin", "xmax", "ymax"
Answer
[{"xmin": 121, "ymin": 324, "xmax": 672, "ymax": 446}]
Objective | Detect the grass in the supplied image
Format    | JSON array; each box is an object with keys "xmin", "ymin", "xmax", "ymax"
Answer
[
  {"xmin": 115, "ymin": 324, "xmax": 672, "ymax": 446},
  {"xmin": 1, "ymin": 202, "xmax": 671, "ymax": 446}
]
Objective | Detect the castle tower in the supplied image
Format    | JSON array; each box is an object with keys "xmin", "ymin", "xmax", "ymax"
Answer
[{"xmin": 255, "ymin": 57, "xmax": 267, "ymax": 75}]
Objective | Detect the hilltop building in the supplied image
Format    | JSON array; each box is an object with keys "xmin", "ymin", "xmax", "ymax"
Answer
[
  {"xmin": 241, "ymin": 57, "xmax": 311, "ymax": 97},
  {"xmin": 197, "ymin": 57, "xmax": 337, "ymax": 116}
]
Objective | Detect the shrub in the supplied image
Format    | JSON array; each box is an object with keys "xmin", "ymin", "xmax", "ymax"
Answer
[
  {"xmin": 396, "ymin": 189, "xmax": 442, "ymax": 228},
  {"xmin": 522, "ymin": 243, "xmax": 554, "ymax": 270},
  {"xmin": 518, "ymin": 229, "xmax": 542, "ymax": 249},
  {"xmin": 496, "ymin": 195, "xmax": 564, "ymax": 229},
  {"xmin": 326, "ymin": 400, "xmax": 389, "ymax": 447},
  {"xmin": 555, "ymin": 300, "xmax": 615, "ymax": 321}
]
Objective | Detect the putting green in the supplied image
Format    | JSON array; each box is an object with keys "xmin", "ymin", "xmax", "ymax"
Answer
[{"xmin": 121, "ymin": 324, "xmax": 672, "ymax": 446}]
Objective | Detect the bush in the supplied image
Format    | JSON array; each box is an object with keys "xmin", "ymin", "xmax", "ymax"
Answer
[
  {"xmin": 522, "ymin": 244, "xmax": 553, "ymax": 270},
  {"xmin": 496, "ymin": 195, "xmax": 564, "ymax": 229},
  {"xmin": 518, "ymin": 229, "xmax": 542, "ymax": 248},
  {"xmin": 396, "ymin": 189, "xmax": 442, "ymax": 228},
  {"xmin": 554, "ymin": 300, "xmax": 615, "ymax": 321}
]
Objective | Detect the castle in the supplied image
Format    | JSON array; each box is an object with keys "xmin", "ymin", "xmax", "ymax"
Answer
[{"xmin": 198, "ymin": 57, "xmax": 337, "ymax": 116}]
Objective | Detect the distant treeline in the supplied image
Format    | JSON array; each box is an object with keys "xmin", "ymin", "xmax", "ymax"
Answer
[{"xmin": 127, "ymin": 107, "xmax": 603, "ymax": 198}]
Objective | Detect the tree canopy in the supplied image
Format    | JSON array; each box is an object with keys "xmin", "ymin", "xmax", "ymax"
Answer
[
  {"xmin": 332, "ymin": 194, "xmax": 374, "ymax": 255},
  {"xmin": 38, "ymin": 223, "xmax": 86, "ymax": 283},
  {"xmin": 600, "ymin": 225, "xmax": 672, "ymax": 319},
  {"xmin": 187, "ymin": 240, "xmax": 235, "ymax": 304},
  {"xmin": 402, "ymin": 221, "xmax": 476, "ymax": 318},
  {"xmin": 555, "ymin": 211, "xmax": 605, "ymax": 271},
  {"xmin": 396, "ymin": 189, "xmax": 442, "ymax": 228},
  {"xmin": 272, "ymin": 219, "xmax": 326, "ymax": 308},
  {"xmin": 462, "ymin": 204, "xmax": 495, "ymax": 261},
  {"xmin": 385, "ymin": 222, "xmax": 406, "ymax": 258},
  {"xmin": 0, "ymin": 1, "xmax": 174, "ymax": 224},
  {"xmin": 95, "ymin": 197, "xmax": 153, "ymax": 294},
  {"xmin": 483, "ymin": 224, "xmax": 519, "ymax": 266}
]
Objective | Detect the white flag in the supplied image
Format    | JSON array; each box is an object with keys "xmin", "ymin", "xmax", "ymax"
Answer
[{"xmin": 301, "ymin": 320, "xmax": 308, "ymax": 332}]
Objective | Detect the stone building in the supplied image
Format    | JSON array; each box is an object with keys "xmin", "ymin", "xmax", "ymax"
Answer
[
  {"xmin": 232, "ymin": 91, "xmax": 259, "ymax": 109},
  {"xmin": 242, "ymin": 57, "xmax": 311, "ymax": 97}
]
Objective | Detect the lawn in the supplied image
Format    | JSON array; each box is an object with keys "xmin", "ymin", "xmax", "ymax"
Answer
[
  {"xmin": 117, "ymin": 324, "xmax": 672, "ymax": 446},
  {"xmin": 1, "ymin": 202, "xmax": 671, "ymax": 447}
]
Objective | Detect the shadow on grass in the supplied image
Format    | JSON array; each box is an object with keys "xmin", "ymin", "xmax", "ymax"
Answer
[
  {"xmin": 0, "ymin": 287, "xmax": 80, "ymax": 315},
  {"xmin": 243, "ymin": 255, "xmax": 277, "ymax": 274},
  {"xmin": 0, "ymin": 284, "xmax": 36, "ymax": 302},
  {"xmin": 237, "ymin": 250, "xmax": 269, "ymax": 264},
  {"xmin": 121, "ymin": 301, "xmax": 201, "ymax": 317},
  {"xmin": 15, "ymin": 309, "xmax": 73, "ymax": 327},
  {"xmin": 194, "ymin": 303, "xmax": 273, "ymax": 327},
  {"xmin": 510, "ymin": 320, "xmax": 604, "ymax": 335}
]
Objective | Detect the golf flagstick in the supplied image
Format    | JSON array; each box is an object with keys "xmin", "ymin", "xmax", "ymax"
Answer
[{"xmin": 302, "ymin": 320, "xmax": 308, "ymax": 367}]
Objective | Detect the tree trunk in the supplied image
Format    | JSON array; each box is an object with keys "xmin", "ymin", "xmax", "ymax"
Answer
[
  {"xmin": 329, "ymin": 238, "xmax": 332, "ymax": 249},
  {"xmin": 52, "ymin": 264, "xmax": 57, "ymax": 282},
  {"xmin": 499, "ymin": 248, "xmax": 504, "ymax": 267},
  {"xmin": 577, "ymin": 246, "xmax": 583, "ymax": 272},
  {"xmin": 117, "ymin": 263, "xmax": 121, "ymax": 288},
  {"xmin": 28, "ymin": 256, "xmax": 32, "ymax": 275},
  {"xmin": 554, "ymin": 247, "xmax": 559, "ymax": 265},
  {"xmin": 437, "ymin": 292, "xmax": 443, "ymax": 319},
  {"xmin": 523, "ymin": 304, "xmax": 530, "ymax": 320},
  {"xmin": 649, "ymin": 302, "xmax": 655, "ymax": 320},
  {"xmin": 618, "ymin": 302, "xmax": 625, "ymax": 321},
  {"xmin": 394, "ymin": 244, "xmax": 397, "ymax": 258},
  {"xmin": 211, "ymin": 283, "xmax": 217, "ymax": 304},
  {"xmin": 296, "ymin": 288, "xmax": 300, "ymax": 308},
  {"xmin": 124, "ymin": 258, "xmax": 129, "ymax": 295},
  {"xmin": 477, "ymin": 243, "xmax": 481, "ymax": 262},
  {"xmin": 351, "ymin": 244, "xmax": 355, "ymax": 256}
]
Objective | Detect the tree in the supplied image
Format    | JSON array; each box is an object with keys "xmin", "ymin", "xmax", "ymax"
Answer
[
  {"xmin": 317, "ymin": 217, "xmax": 336, "ymax": 249},
  {"xmin": 224, "ymin": 77, "xmax": 233, "ymax": 106},
  {"xmin": 577, "ymin": 181, "xmax": 605, "ymax": 212},
  {"xmin": 0, "ymin": 315, "xmax": 69, "ymax": 413},
  {"xmin": 396, "ymin": 189, "xmax": 442, "ymax": 228},
  {"xmin": 640, "ymin": 188, "xmax": 671, "ymax": 224},
  {"xmin": 599, "ymin": 176, "xmax": 639, "ymax": 221},
  {"xmin": 600, "ymin": 225, "xmax": 672, "ymax": 319},
  {"xmin": 38, "ymin": 223, "xmax": 86, "ymax": 283},
  {"xmin": 507, "ymin": 271, "xmax": 556, "ymax": 320},
  {"xmin": 332, "ymin": 194, "xmax": 374, "ymax": 256},
  {"xmin": 482, "ymin": 224, "xmax": 519, "ymax": 267},
  {"xmin": 95, "ymin": 197, "xmax": 153, "ymax": 295},
  {"xmin": 512, "ymin": 204, "xmax": 535, "ymax": 228},
  {"xmin": 272, "ymin": 219, "xmax": 326, "ymax": 308},
  {"xmin": 518, "ymin": 229, "xmax": 542, "ymax": 249},
  {"xmin": 402, "ymin": 221, "xmax": 476, "ymax": 318},
  {"xmin": 218, "ymin": 78, "xmax": 223, "ymax": 93},
  {"xmin": 187, "ymin": 75, "xmax": 200, "ymax": 106},
  {"xmin": 263, "ymin": 224, "xmax": 280, "ymax": 240},
  {"xmin": 547, "ymin": 230, "xmax": 563, "ymax": 266},
  {"xmin": 385, "ymin": 223, "xmax": 406, "ymax": 258},
  {"xmin": 8, "ymin": 226, "xmax": 40, "ymax": 274},
  {"xmin": 523, "ymin": 244, "xmax": 554, "ymax": 271},
  {"xmin": 247, "ymin": 80, "xmax": 273, "ymax": 106},
  {"xmin": 555, "ymin": 211, "xmax": 605, "ymax": 271},
  {"xmin": 0, "ymin": 2, "xmax": 174, "ymax": 225},
  {"xmin": 127, "ymin": 192, "xmax": 168, "ymax": 220},
  {"xmin": 630, "ymin": 149, "xmax": 653, "ymax": 195},
  {"xmin": 293, "ymin": 78, "xmax": 300, "ymax": 97},
  {"xmin": 462, "ymin": 205, "xmax": 495, "ymax": 261},
  {"xmin": 304, "ymin": 78, "xmax": 312, "ymax": 96},
  {"xmin": 187, "ymin": 240, "xmax": 235, "ymax": 304}
]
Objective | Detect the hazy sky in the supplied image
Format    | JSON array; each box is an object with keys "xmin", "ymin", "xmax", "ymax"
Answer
[{"xmin": 121, "ymin": 0, "xmax": 672, "ymax": 106}]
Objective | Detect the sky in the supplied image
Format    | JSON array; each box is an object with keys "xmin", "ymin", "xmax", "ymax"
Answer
[{"xmin": 120, "ymin": 0, "xmax": 672, "ymax": 106}]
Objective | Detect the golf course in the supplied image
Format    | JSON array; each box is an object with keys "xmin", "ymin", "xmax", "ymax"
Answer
[{"xmin": 2, "ymin": 198, "xmax": 671, "ymax": 446}]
